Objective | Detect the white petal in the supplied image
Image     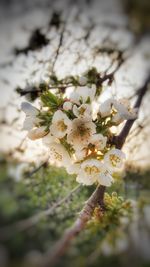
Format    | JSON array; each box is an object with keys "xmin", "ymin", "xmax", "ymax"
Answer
[
  {"xmin": 76, "ymin": 172, "xmax": 95, "ymax": 186},
  {"xmin": 98, "ymin": 172, "xmax": 114, "ymax": 187},
  {"xmin": 99, "ymin": 98, "xmax": 114, "ymax": 117},
  {"xmin": 113, "ymin": 99, "xmax": 138, "ymax": 120},
  {"xmin": 23, "ymin": 117, "xmax": 35, "ymax": 131},
  {"xmin": 21, "ymin": 102, "xmax": 39, "ymax": 116},
  {"xmin": 90, "ymin": 134, "xmax": 107, "ymax": 150},
  {"xmin": 52, "ymin": 110, "xmax": 68, "ymax": 123},
  {"xmin": 74, "ymin": 148, "xmax": 87, "ymax": 161},
  {"xmin": 42, "ymin": 132, "xmax": 59, "ymax": 146},
  {"xmin": 28, "ymin": 127, "xmax": 48, "ymax": 140},
  {"xmin": 66, "ymin": 163, "xmax": 80, "ymax": 175},
  {"xmin": 63, "ymin": 101, "xmax": 73, "ymax": 111},
  {"xmin": 69, "ymin": 92, "xmax": 80, "ymax": 104},
  {"xmin": 50, "ymin": 124, "xmax": 67, "ymax": 138},
  {"xmin": 48, "ymin": 143, "xmax": 71, "ymax": 167},
  {"xmin": 76, "ymin": 85, "xmax": 96, "ymax": 103},
  {"xmin": 73, "ymin": 104, "xmax": 91, "ymax": 118}
]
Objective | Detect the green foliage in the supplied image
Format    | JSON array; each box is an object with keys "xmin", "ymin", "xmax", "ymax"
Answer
[
  {"xmin": 38, "ymin": 111, "xmax": 53, "ymax": 130},
  {"xmin": 93, "ymin": 192, "xmax": 132, "ymax": 226},
  {"xmin": 40, "ymin": 91, "xmax": 63, "ymax": 111}
]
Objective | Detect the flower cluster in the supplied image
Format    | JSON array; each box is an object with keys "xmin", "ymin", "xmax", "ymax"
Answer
[{"xmin": 21, "ymin": 80, "xmax": 137, "ymax": 187}]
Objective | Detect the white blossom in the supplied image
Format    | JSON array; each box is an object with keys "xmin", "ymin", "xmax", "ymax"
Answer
[
  {"xmin": 99, "ymin": 97, "xmax": 137, "ymax": 124},
  {"xmin": 73, "ymin": 104, "xmax": 91, "ymax": 118},
  {"xmin": 76, "ymin": 159, "xmax": 113, "ymax": 186},
  {"xmin": 113, "ymin": 98, "xmax": 138, "ymax": 121},
  {"xmin": 69, "ymin": 84, "xmax": 96, "ymax": 104},
  {"xmin": 90, "ymin": 134, "xmax": 107, "ymax": 151},
  {"xmin": 50, "ymin": 110, "xmax": 71, "ymax": 139},
  {"xmin": 63, "ymin": 101, "xmax": 73, "ymax": 111},
  {"xmin": 104, "ymin": 148, "xmax": 126, "ymax": 171},
  {"xmin": 76, "ymin": 159, "xmax": 99, "ymax": 185},
  {"xmin": 67, "ymin": 117, "xmax": 96, "ymax": 150},
  {"xmin": 21, "ymin": 102, "xmax": 48, "ymax": 140},
  {"xmin": 48, "ymin": 142, "xmax": 71, "ymax": 167}
]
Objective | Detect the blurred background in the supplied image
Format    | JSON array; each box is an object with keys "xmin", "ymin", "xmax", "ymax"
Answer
[{"xmin": 0, "ymin": 0, "xmax": 150, "ymax": 266}]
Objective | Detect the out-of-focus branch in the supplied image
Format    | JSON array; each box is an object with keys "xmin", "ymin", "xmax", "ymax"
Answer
[
  {"xmin": 16, "ymin": 55, "xmax": 125, "ymax": 97},
  {"xmin": 42, "ymin": 73, "xmax": 150, "ymax": 267},
  {"xmin": 0, "ymin": 185, "xmax": 81, "ymax": 241},
  {"xmin": 43, "ymin": 186, "xmax": 105, "ymax": 267}
]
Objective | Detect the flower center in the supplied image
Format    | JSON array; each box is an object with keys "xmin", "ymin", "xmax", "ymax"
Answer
[
  {"xmin": 84, "ymin": 165, "xmax": 99, "ymax": 175},
  {"xmin": 50, "ymin": 148, "xmax": 63, "ymax": 161},
  {"xmin": 109, "ymin": 155, "xmax": 121, "ymax": 167},
  {"xmin": 57, "ymin": 120, "xmax": 67, "ymax": 132},
  {"xmin": 79, "ymin": 107, "xmax": 86, "ymax": 115},
  {"xmin": 78, "ymin": 125, "xmax": 88, "ymax": 136}
]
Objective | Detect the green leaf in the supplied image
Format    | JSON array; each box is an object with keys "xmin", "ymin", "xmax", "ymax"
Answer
[{"xmin": 41, "ymin": 91, "xmax": 63, "ymax": 111}]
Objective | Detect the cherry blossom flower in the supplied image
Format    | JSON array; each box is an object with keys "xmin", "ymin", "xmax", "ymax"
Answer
[
  {"xmin": 90, "ymin": 134, "xmax": 107, "ymax": 151},
  {"xmin": 99, "ymin": 98, "xmax": 137, "ymax": 124},
  {"xmin": 76, "ymin": 159, "xmax": 99, "ymax": 185},
  {"xmin": 69, "ymin": 84, "xmax": 96, "ymax": 104},
  {"xmin": 50, "ymin": 110, "xmax": 71, "ymax": 139},
  {"xmin": 21, "ymin": 102, "xmax": 48, "ymax": 140},
  {"xmin": 104, "ymin": 148, "xmax": 126, "ymax": 171},
  {"xmin": 113, "ymin": 98, "xmax": 138, "ymax": 122},
  {"xmin": 67, "ymin": 117, "xmax": 96, "ymax": 150},
  {"xmin": 48, "ymin": 142, "xmax": 71, "ymax": 167},
  {"xmin": 73, "ymin": 104, "xmax": 91, "ymax": 118},
  {"xmin": 76, "ymin": 159, "xmax": 113, "ymax": 186}
]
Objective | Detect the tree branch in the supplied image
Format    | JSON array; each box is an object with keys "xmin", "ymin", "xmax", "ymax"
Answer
[
  {"xmin": 42, "ymin": 73, "xmax": 150, "ymax": 267},
  {"xmin": 43, "ymin": 186, "xmax": 105, "ymax": 267}
]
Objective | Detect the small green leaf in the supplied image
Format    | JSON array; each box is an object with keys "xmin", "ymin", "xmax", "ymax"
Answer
[{"xmin": 41, "ymin": 91, "xmax": 63, "ymax": 112}]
